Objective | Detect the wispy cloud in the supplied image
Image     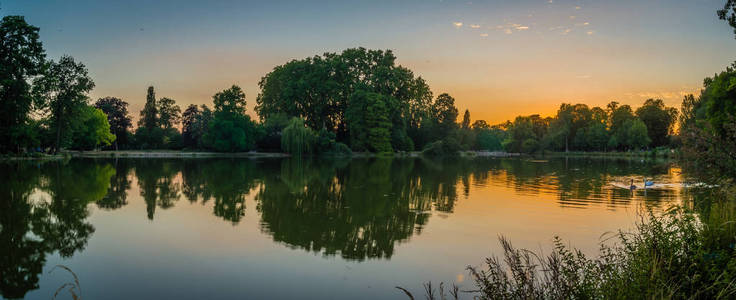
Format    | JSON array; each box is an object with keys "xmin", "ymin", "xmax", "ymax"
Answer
[
  {"xmin": 453, "ymin": 22, "xmax": 463, "ymax": 28},
  {"xmin": 480, "ymin": 33, "xmax": 489, "ymax": 37},
  {"xmin": 495, "ymin": 22, "xmax": 531, "ymax": 34},
  {"xmin": 575, "ymin": 6, "xmax": 581, "ymax": 10},
  {"xmin": 628, "ymin": 87, "xmax": 701, "ymax": 100},
  {"xmin": 586, "ymin": 30, "xmax": 594, "ymax": 35},
  {"xmin": 470, "ymin": 24, "xmax": 481, "ymax": 29}
]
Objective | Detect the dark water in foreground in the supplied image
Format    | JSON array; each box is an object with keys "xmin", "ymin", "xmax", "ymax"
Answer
[{"xmin": 1, "ymin": 157, "xmax": 687, "ymax": 299}]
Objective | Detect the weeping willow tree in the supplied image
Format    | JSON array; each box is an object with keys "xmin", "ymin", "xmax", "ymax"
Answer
[{"xmin": 281, "ymin": 117, "xmax": 316, "ymax": 155}]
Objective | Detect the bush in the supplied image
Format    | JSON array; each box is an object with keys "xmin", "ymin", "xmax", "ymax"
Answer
[
  {"xmin": 323, "ymin": 142, "xmax": 352, "ymax": 156},
  {"xmin": 520, "ymin": 138, "xmax": 539, "ymax": 154},
  {"xmin": 204, "ymin": 113, "xmax": 260, "ymax": 152},
  {"xmin": 421, "ymin": 137, "xmax": 461, "ymax": 156},
  {"xmin": 281, "ymin": 118, "xmax": 316, "ymax": 155}
]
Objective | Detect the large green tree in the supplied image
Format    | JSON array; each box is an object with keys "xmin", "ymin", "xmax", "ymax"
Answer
[
  {"xmin": 346, "ymin": 90, "xmax": 393, "ymax": 152},
  {"xmin": 32, "ymin": 56, "xmax": 95, "ymax": 153},
  {"xmin": 548, "ymin": 103, "xmax": 592, "ymax": 152},
  {"xmin": 0, "ymin": 16, "xmax": 46, "ymax": 152},
  {"xmin": 624, "ymin": 119, "xmax": 651, "ymax": 150},
  {"xmin": 431, "ymin": 93, "xmax": 459, "ymax": 139},
  {"xmin": 505, "ymin": 115, "xmax": 548, "ymax": 153},
  {"xmin": 204, "ymin": 85, "xmax": 260, "ymax": 152},
  {"xmin": 181, "ymin": 104, "xmax": 212, "ymax": 149},
  {"xmin": 635, "ymin": 98, "xmax": 678, "ymax": 147},
  {"xmin": 94, "ymin": 97, "xmax": 132, "ymax": 149},
  {"xmin": 70, "ymin": 105, "xmax": 116, "ymax": 150},
  {"xmin": 256, "ymin": 48, "xmax": 433, "ymax": 150},
  {"xmin": 699, "ymin": 66, "xmax": 736, "ymax": 136},
  {"xmin": 157, "ymin": 97, "xmax": 181, "ymax": 129}
]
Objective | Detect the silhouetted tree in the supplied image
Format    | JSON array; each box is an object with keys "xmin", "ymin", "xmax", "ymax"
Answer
[
  {"xmin": 0, "ymin": 16, "xmax": 46, "ymax": 153},
  {"xmin": 32, "ymin": 55, "xmax": 95, "ymax": 153},
  {"xmin": 94, "ymin": 97, "xmax": 132, "ymax": 149},
  {"xmin": 635, "ymin": 99, "xmax": 678, "ymax": 147}
]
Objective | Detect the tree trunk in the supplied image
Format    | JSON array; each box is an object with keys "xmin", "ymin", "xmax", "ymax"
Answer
[
  {"xmin": 53, "ymin": 105, "xmax": 63, "ymax": 154},
  {"xmin": 54, "ymin": 117, "xmax": 61, "ymax": 154}
]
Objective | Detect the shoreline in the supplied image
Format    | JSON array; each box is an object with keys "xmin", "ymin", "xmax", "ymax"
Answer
[{"xmin": 0, "ymin": 149, "xmax": 673, "ymax": 160}]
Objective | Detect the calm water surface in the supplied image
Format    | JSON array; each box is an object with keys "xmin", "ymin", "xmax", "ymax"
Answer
[{"xmin": 1, "ymin": 157, "xmax": 687, "ymax": 299}]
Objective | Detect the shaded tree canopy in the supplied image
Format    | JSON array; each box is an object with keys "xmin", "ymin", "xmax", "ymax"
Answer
[
  {"xmin": 718, "ymin": 0, "xmax": 736, "ymax": 38},
  {"xmin": 635, "ymin": 98, "xmax": 678, "ymax": 147},
  {"xmin": 94, "ymin": 96, "xmax": 132, "ymax": 148},
  {"xmin": 32, "ymin": 55, "xmax": 95, "ymax": 153},
  {"xmin": 214, "ymin": 85, "xmax": 247, "ymax": 115},
  {"xmin": 256, "ymin": 47, "xmax": 433, "ymax": 150},
  {"xmin": 182, "ymin": 104, "xmax": 213, "ymax": 149},
  {"xmin": 157, "ymin": 97, "xmax": 181, "ymax": 129},
  {"xmin": 0, "ymin": 16, "xmax": 47, "ymax": 152},
  {"xmin": 70, "ymin": 105, "xmax": 116, "ymax": 150},
  {"xmin": 204, "ymin": 85, "xmax": 261, "ymax": 152}
]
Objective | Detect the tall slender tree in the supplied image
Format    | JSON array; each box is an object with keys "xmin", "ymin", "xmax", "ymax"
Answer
[
  {"xmin": 139, "ymin": 86, "xmax": 158, "ymax": 129},
  {"xmin": 461, "ymin": 109, "xmax": 471, "ymax": 130}
]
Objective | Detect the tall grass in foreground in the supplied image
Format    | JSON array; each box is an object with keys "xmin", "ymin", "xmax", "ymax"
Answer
[
  {"xmin": 50, "ymin": 265, "xmax": 82, "ymax": 300},
  {"xmin": 400, "ymin": 194, "xmax": 736, "ymax": 299}
]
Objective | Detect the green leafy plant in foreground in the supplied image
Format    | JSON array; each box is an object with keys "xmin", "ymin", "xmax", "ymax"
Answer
[{"xmin": 402, "ymin": 203, "xmax": 736, "ymax": 299}]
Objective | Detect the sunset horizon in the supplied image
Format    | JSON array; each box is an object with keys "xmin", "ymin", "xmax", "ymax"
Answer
[{"xmin": 5, "ymin": 0, "xmax": 734, "ymax": 125}]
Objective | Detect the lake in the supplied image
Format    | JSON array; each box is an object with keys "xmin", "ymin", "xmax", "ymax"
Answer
[{"xmin": 1, "ymin": 156, "xmax": 687, "ymax": 299}]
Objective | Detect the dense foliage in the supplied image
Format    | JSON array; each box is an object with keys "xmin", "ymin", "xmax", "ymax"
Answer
[
  {"xmin": 256, "ymin": 48, "xmax": 434, "ymax": 151},
  {"xmin": 202, "ymin": 85, "xmax": 261, "ymax": 152},
  {"xmin": 94, "ymin": 97, "xmax": 131, "ymax": 149},
  {"xmin": 0, "ymin": 16, "xmax": 46, "ymax": 153}
]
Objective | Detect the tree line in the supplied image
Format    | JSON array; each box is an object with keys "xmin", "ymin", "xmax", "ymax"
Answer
[{"xmin": 0, "ymin": 15, "xmax": 696, "ymax": 156}]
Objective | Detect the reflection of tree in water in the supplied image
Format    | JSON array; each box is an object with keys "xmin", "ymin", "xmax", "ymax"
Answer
[
  {"xmin": 180, "ymin": 159, "xmax": 262, "ymax": 224},
  {"xmin": 0, "ymin": 160, "xmax": 114, "ymax": 299},
  {"xmin": 0, "ymin": 156, "xmax": 685, "ymax": 296},
  {"xmin": 96, "ymin": 159, "xmax": 133, "ymax": 210},
  {"xmin": 255, "ymin": 157, "xmax": 468, "ymax": 261},
  {"xmin": 469, "ymin": 157, "xmax": 676, "ymax": 209},
  {"xmin": 134, "ymin": 159, "xmax": 181, "ymax": 220}
]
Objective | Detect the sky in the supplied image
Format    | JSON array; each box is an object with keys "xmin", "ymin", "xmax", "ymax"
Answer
[{"xmin": 4, "ymin": 0, "xmax": 736, "ymax": 124}]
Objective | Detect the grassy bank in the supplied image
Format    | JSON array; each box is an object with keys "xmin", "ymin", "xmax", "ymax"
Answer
[
  {"xmin": 31, "ymin": 149, "xmax": 523, "ymax": 159},
  {"xmin": 542, "ymin": 148, "xmax": 677, "ymax": 159},
  {"xmin": 65, "ymin": 150, "xmax": 290, "ymax": 158},
  {"xmin": 0, "ymin": 152, "xmax": 67, "ymax": 160},
  {"xmin": 400, "ymin": 185, "xmax": 736, "ymax": 299}
]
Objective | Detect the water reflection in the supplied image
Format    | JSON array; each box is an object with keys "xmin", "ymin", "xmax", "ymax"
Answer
[
  {"xmin": 0, "ymin": 157, "xmax": 681, "ymax": 298},
  {"xmin": 0, "ymin": 160, "xmax": 110, "ymax": 299}
]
